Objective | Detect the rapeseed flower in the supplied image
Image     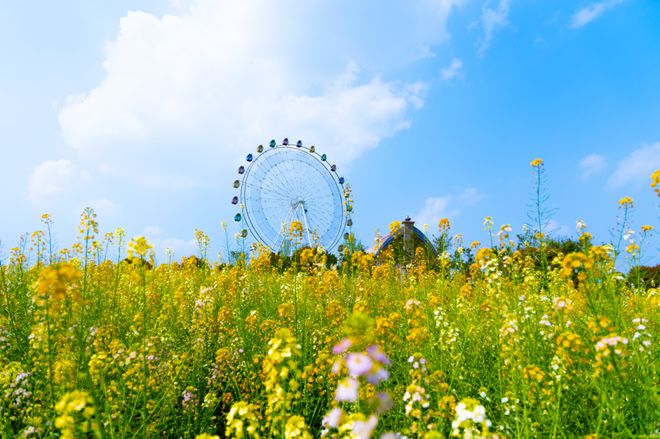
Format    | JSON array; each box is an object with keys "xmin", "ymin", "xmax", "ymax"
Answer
[
  {"xmin": 530, "ymin": 158, "xmax": 544, "ymax": 168},
  {"xmin": 127, "ymin": 235, "xmax": 153, "ymax": 260},
  {"xmin": 651, "ymin": 168, "xmax": 660, "ymax": 195},
  {"xmin": 438, "ymin": 218, "xmax": 451, "ymax": 233},
  {"xmin": 389, "ymin": 220, "xmax": 401, "ymax": 236},
  {"xmin": 618, "ymin": 196, "xmax": 633, "ymax": 208},
  {"xmin": 289, "ymin": 220, "xmax": 303, "ymax": 240}
]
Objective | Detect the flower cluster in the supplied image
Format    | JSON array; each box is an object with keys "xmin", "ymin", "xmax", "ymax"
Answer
[
  {"xmin": 451, "ymin": 398, "xmax": 492, "ymax": 438},
  {"xmin": 54, "ymin": 390, "xmax": 98, "ymax": 439},
  {"xmin": 593, "ymin": 334, "xmax": 628, "ymax": 377},
  {"xmin": 127, "ymin": 235, "xmax": 154, "ymax": 261},
  {"xmin": 322, "ymin": 315, "xmax": 392, "ymax": 438},
  {"xmin": 651, "ymin": 168, "xmax": 660, "ymax": 196}
]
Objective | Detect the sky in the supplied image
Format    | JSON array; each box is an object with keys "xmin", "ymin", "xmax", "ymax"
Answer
[{"xmin": 1, "ymin": 0, "xmax": 659, "ymax": 266}]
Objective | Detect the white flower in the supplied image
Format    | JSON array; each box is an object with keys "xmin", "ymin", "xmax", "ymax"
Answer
[
  {"xmin": 352, "ymin": 415, "xmax": 378, "ymax": 439},
  {"xmin": 335, "ymin": 378, "xmax": 359, "ymax": 402},
  {"xmin": 346, "ymin": 353, "xmax": 373, "ymax": 377},
  {"xmin": 322, "ymin": 407, "xmax": 343, "ymax": 428}
]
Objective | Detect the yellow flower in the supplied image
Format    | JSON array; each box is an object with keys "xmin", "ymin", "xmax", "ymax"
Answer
[
  {"xmin": 523, "ymin": 365, "xmax": 545, "ymax": 383},
  {"xmin": 530, "ymin": 158, "xmax": 544, "ymax": 168},
  {"xmin": 579, "ymin": 232, "xmax": 592, "ymax": 246},
  {"xmin": 389, "ymin": 220, "xmax": 401, "ymax": 236},
  {"xmin": 626, "ymin": 243, "xmax": 640, "ymax": 255},
  {"xmin": 438, "ymin": 218, "xmax": 451, "ymax": 233},
  {"xmin": 226, "ymin": 401, "xmax": 261, "ymax": 438},
  {"xmin": 560, "ymin": 252, "xmax": 593, "ymax": 278},
  {"xmin": 55, "ymin": 390, "xmax": 96, "ymax": 439},
  {"xmin": 651, "ymin": 168, "xmax": 660, "ymax": 196},
  {"xmin": 35, "ymin": 262, "xmax": 82, "ymax": 312},
  {"xmin": 127, "ymin": 235, "xmax": 153, "ymax": 259},
  {"xmin": 556, "ymin": 331, "xmax": 583, "ymax": 355},
  {"xmin": 641, "ymin": 225, "xmax": 653, "ymax": 232},
  {"xmin": 618, "ymin": 196, "xmax": 633, "ymax": 208},
  {"xmin": 41, "ymin": 213, "xmax": 53, "ymax": 226},
  {"xmin": 475, "ymin": 247, "xmax": 494, "ymax": 267},
  {"xmin": 284, "ymin": 415, "xmax": 312, "ymax": 438},
  {"xmin": 194, "ymin": 229, "xmax": 210, "ymax": 251},
  {"xmin": 289, "ymin": 220, "xmax": 303, "ymax": 240}
]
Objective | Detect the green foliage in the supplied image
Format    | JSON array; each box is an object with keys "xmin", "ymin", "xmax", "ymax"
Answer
[
  {"xmin": 628, "ymin": 264, "xmax": 660, "ymax": 288},
  {"xmin": 0, "ymin": 213, "xmax": 657, "ymax": 438}
]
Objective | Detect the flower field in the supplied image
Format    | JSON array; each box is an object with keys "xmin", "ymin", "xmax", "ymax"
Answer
[{"xmin": 1, "ymin": 171, "xmax": 659, "ymax": 438}]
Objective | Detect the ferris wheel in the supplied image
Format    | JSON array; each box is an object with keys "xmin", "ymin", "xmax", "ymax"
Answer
[{"xmin": 231, "ymin": 138, "xmax": 352, "ymax": 253}]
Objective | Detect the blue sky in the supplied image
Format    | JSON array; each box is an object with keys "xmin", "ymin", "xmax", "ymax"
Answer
[{"xmin": 1, "ymin": 0, "xmax": 659, "ymax": 266}]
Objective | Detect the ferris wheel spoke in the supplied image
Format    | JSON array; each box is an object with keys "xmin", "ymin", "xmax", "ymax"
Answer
[
  {"xmin": 306, "ymin": 208, "xmax": 334, "ymax": 224},
  {"xmin": 245, "ymin": 182, "xmax": 291, "ymax": 202},
  {"xmin": 270, "ymin": 170, "xmax": 301, "ymax": 202},
  {"xmin": 280, "ymin": 160, "xmax": 305, "ymax": 196},
  {"xmin": 264, "ymin": 158, "xmax": 295, "ymax": 196},
  {"xmin": 300, "ymin": 191, "xmax": 335, "ymax": 205}
]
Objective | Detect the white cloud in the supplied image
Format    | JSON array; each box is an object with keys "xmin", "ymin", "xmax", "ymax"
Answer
[
  {"xmin": 28, "ymin": 159, "xmax": 79, "ymax": 204},
  {"xmin": 609, "ymin": 142, "xmax": 660, "ymax": 188},
  {"xmin": 458, "ymin": 187, "xmax": 483, "ymax": 205},
  {"xmin": 579, "ymin": 153, "xmax": 607, "ymax": 180},
  {"xmin": 413, "ymin": 187, "xmax": 483, "ymax": 229},
  {"xmin": 98, "ymin": 164, "xmax": 197, "ymax": 190},
  {"xmin": 441, "ymin": 58, "xmax": 464, "ymax": 80},
  {"xmin": 141, "ymin": 226, "xmax": 197, "ymax": 259},
  {"xmin": 143, "ymin": 225, "xmax": 164, "ymax": 237},
  {"xmin": 478, "ymin": 0, "xmax": 511, "ymax": 57},
  {"xmin": 570, "ymin": 0, "xmax": 625, "ymax": 29},
  {"xmin": 57, "ymin": 0, "xmax": 464, "ymax": 181},
  {"xmin": 414, "ymin": 196, "xmax": 458, "ymax": 230}
]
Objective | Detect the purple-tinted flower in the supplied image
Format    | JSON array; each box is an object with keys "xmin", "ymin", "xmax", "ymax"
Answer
[
  {"xmin": 352, "ymin": 415, "xmax": 378, "ymax": 439},
  {"xmin": 367, "ymin": 345, "xmax": 390, "ymax": 365},
  {"xmin": 322, "ymin": 407, "xmax": 343, "ymax": 428},
  {"xmin": 346, "ymin": 353, "xmax": 373, "ymax": 377},
  {"xmin": 15, "ymin": 372, "xmax": 29, "ymax": 383},
  {"xmin": 332, "ymin": 338, "xmax": 352, "ymax": 355},
  {"xmin": 365, "ymin": 367, "xmax": 389, "ymax": 385},
  {"xmin": 182, "ymin": 387, "xmax": 197, "ymax": 411}
]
